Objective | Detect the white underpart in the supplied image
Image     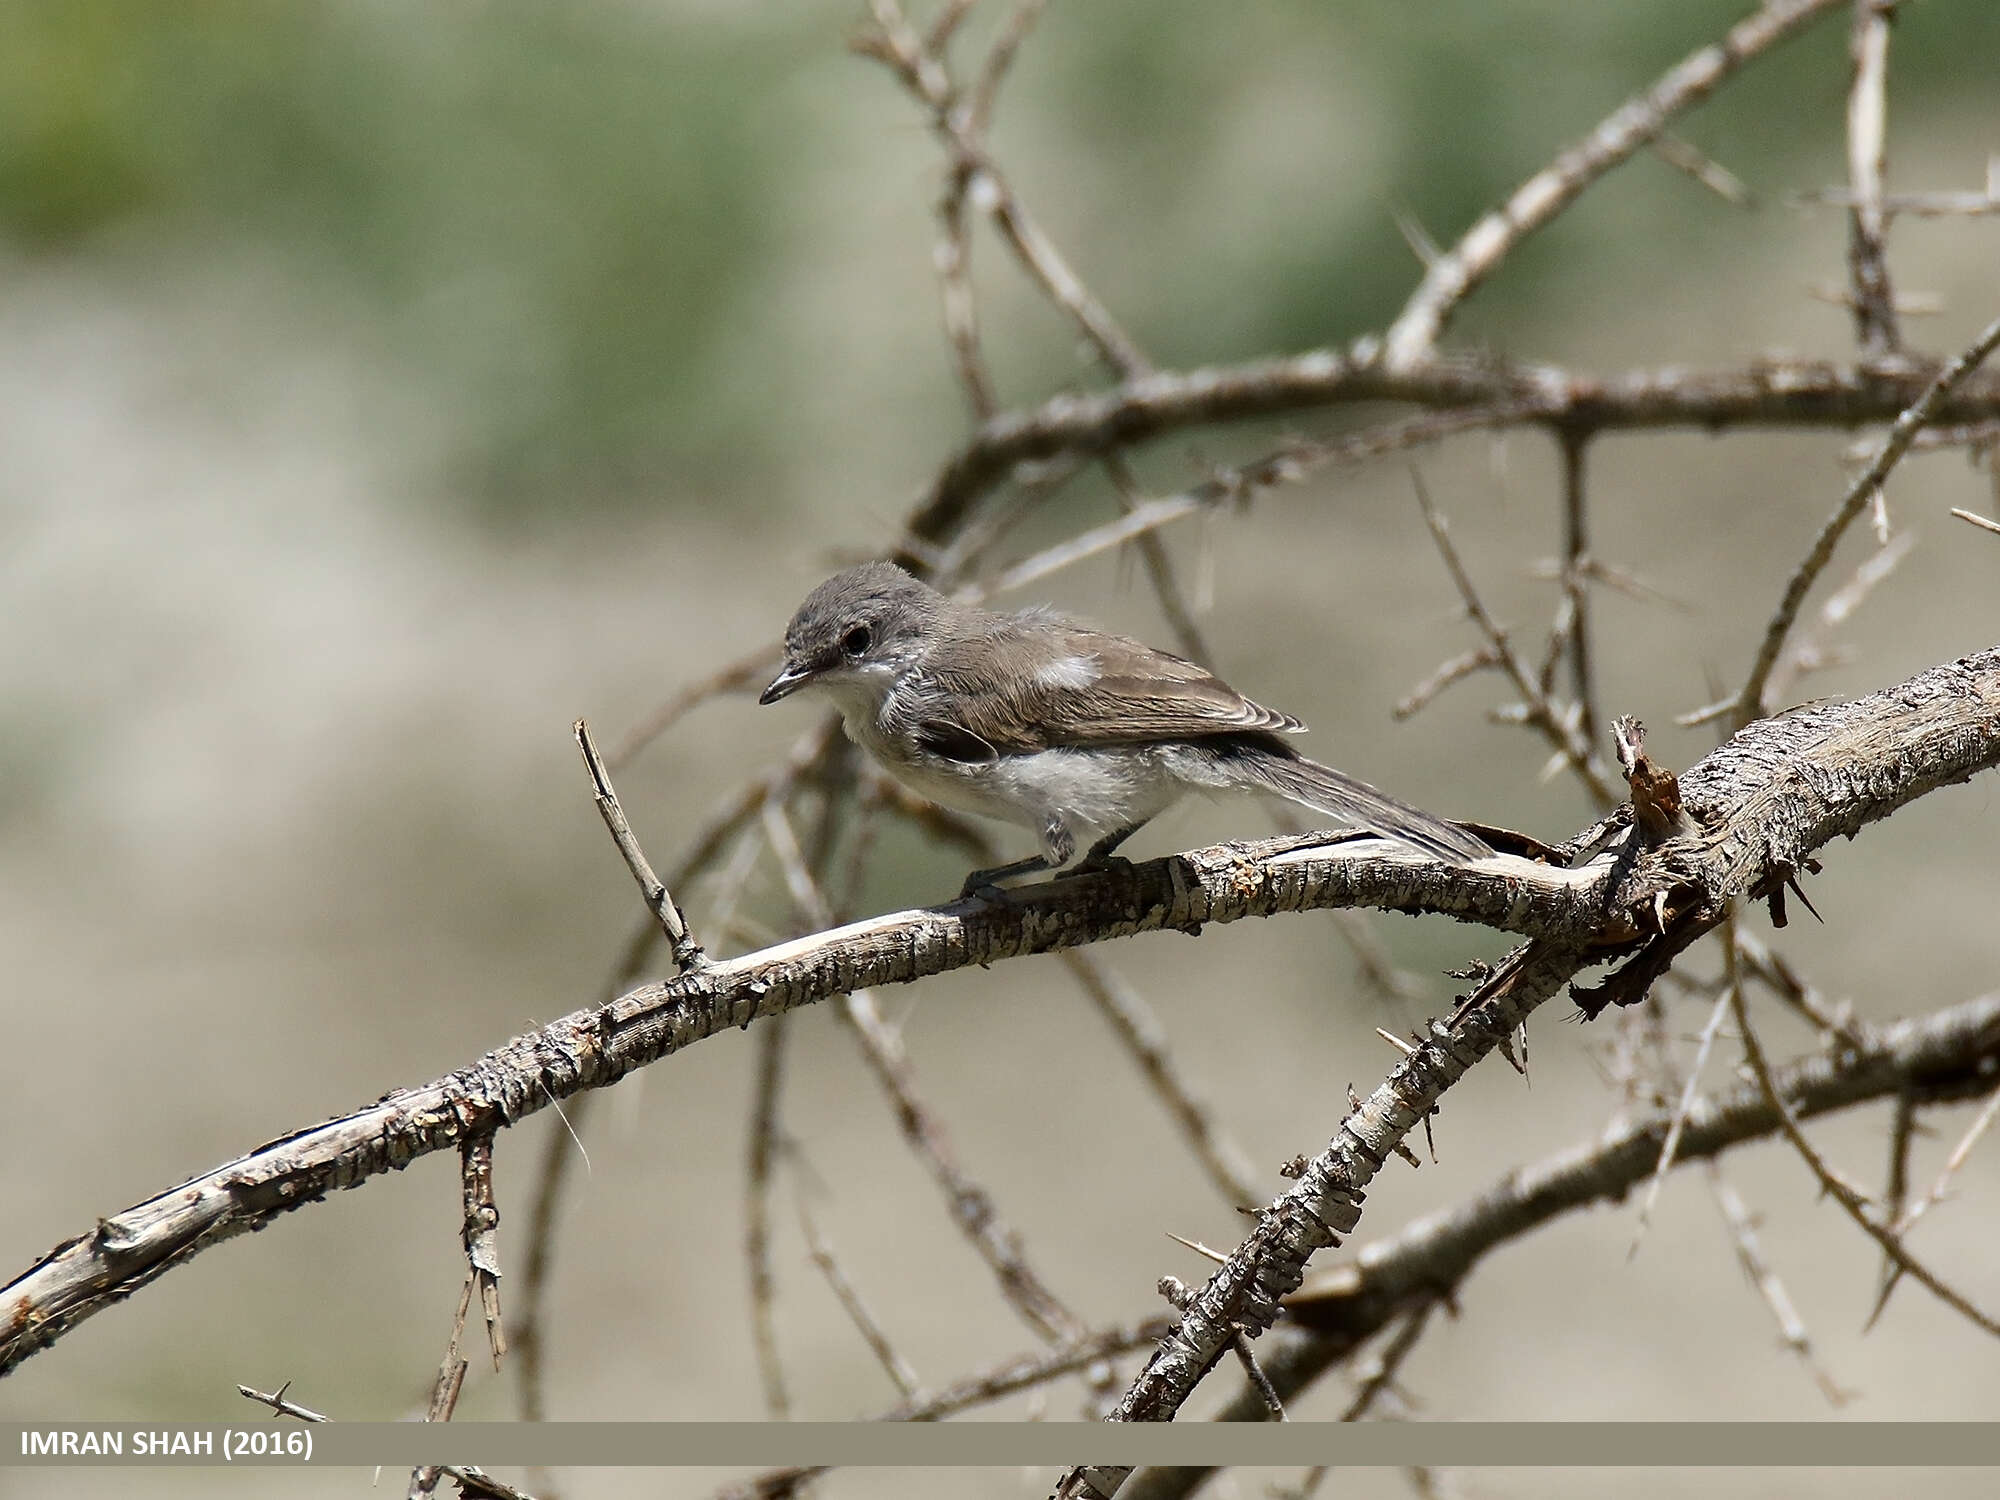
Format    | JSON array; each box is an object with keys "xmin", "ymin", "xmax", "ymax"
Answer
[
  {"xmin": 809, "ymin": 662, "xmax": 1227, "ymax": 866},
  {"xmin": 879, "ymin": 741, "xmax": 1225, "ymax": 864},
  {"xmin": 987, "ymin": 746, "xmax": 1184, "ymax": 858},
  {"xmin": 1034, "ymin": 652, "xmax": 1101, "ymax": 690}
]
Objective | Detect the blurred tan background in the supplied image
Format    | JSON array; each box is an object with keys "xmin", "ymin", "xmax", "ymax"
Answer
[{"xmin": 3, "ymin": 1, "xmax": 1998, "ymax": 1497}]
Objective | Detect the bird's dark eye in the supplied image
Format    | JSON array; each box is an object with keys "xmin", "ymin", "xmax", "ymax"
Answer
[{"xmin": 841, "ymin": 624, "xmax": 873, "ymax": 658}]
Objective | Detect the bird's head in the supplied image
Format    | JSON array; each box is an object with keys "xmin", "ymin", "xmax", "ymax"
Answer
[{"xmin": 760, "ymin": 561, "xmax": 946, "ymax": 712}]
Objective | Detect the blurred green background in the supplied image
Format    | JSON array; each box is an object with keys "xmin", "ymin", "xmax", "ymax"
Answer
[
  {"xmin": 4, "ymin": 2, "xmax": 1999, "ymax": 1497},
  {"xmin": 4, "ymin": 0, "xmax": 1993, "ymax": 517}
]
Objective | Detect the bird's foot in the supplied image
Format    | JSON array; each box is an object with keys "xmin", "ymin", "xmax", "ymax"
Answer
[
  {"xmin": 958, "ymin": 868, "xmax": 1035, "ymax": 903},
  {"xmin": 1055, "ymin": 853, "xmax": 1135, "ymax": 881},
  {"xmin": 957, "ymin": 854, "xmax": 1055, "ymax": 902}
]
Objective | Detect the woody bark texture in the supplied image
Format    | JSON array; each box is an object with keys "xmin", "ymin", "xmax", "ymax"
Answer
[{"xmin": 4, "ymin": 644, "xmax": 1997, "ymax": 1377}]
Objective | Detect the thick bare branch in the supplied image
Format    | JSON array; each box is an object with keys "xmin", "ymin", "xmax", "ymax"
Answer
[
  {"xmin": 7, "ymin": 647, "xmax": 1997, "ymax": 1376},
  {"xmin": 905, "ymin": 350, "xmax": 2000, "ymax": 550},
  {"xmin": 1055, "ymin": 649, "xmax": 2000, "ymax": 1472}
]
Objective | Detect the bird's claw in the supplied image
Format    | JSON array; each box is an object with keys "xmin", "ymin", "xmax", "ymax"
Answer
[
  {"xmin": 1057, "ymin": 853, "xmax": 1134, "ymax": 880},
  {"xmin": 958, "ymin": 877, "xmax": 1018, "ymax": 904}
]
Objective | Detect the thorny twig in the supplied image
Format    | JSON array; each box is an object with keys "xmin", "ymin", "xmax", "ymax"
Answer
[
  {"xmin": 237, "ymin": 1386, "xmax": 538, "ymax": 1500},
  {"xmin": 1728, "ymin": 933, "xmax": 2000, "ymax": 1339},
  {"xmin": 1867, "ymin": 1079, "xmax": 2000, "ymax": 1329},
  {"xmin": 1410, "ymin": 469, "xmax": 1617, "ymax": 805},
  {"xmin": 1705, "ymin": 307, "xmax": 2000, "ymax": 730}
]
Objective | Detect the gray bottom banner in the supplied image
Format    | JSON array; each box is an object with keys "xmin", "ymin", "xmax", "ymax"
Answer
[{"xmin": 5, "ymin": 1423, "xmax": 1998, "ymax": 1468}]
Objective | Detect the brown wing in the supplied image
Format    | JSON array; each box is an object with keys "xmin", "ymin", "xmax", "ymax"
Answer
[{"xmin": 922, "ymin": 621, "xmax": 1303, "ymax": 753}]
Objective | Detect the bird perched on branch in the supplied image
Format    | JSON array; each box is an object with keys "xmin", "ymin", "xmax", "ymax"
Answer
[{"xmin": 761, "ymin": 562, "xmax": 1490, "ymax": 897}]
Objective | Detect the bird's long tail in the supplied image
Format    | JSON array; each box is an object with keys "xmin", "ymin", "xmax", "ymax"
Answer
[{"xmin": 1218, "ymin": 743, "xmax": 1491, "ymax": 864}]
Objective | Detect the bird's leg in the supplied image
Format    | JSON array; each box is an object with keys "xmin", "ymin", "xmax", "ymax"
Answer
[
  {"xmin": 1058, "ymin": 821, "xmax": 1149, "ymax": 878},
  {"xmin": 959, "ymin": 817, "xmax": 1074, "ymax": 901},
  {"xmin": 957, "ymin": 853, "xmax": 1053, "ymax": 900}
]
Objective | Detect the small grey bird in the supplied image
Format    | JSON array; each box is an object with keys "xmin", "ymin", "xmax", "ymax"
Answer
[{"xmin": 760, "ymin": 562, "xmax": 1490, "ymax": 896}]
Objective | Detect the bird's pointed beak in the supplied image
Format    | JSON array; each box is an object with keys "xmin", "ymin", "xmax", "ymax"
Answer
[{"xmin": 759, "ymin": 662, "xmax": 814, "ymax": 705}]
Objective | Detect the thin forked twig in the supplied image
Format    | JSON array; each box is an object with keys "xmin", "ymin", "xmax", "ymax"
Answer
[
  {"xmin": 866, "ymin": 786, "xmax": 1265, "ymax": 1211},
  {"xmin": 1843, "ymin": 0, "xmax": 1901, "ymax": 355},
  {"xmin": 967, "ymin": 0, "xmax": 1047, "ymax": 135},
  {"xmin": 1383, "ymin": 0, "xmax": 1845, "ymax": 366},
  {"xmin": 514, "ymin": 729, "xmax": 831, "ymax": 1422},
  {"xmin": 862, "ymin": 0, "xmax": 1149, "ymax": 378},
  {"xmin": 460, "ymin": 1135, "xmax": 506, "ymax": 1373},
  {"xmin": 1555, "ymin": 430, "xmax": 1599, "ymax": 754},
  {"xmin": 606, "ymin": 646, "xmax": 781, "ymax": 771},
  {"xmin": 1705, "ymin": 1162, "xmax": 1850, "ymax": 1405},
  {"xmin": 1628, "ymin": 986, "xmax": 1734, "ymax": 1259},
  {"xmin": 1061, "ymin": 949, "xmax": 1264, "ymax": 1212},
  {"xmin": 1103, "ymin": 453, "xmax": 1216, "ymax": 666},
  {"xmin": 1879, "ymin": 1086, "xmax": 1918, "ymax": 1306},
  {"xmin": 410, "ymin": 1273, "xmax": 476, "ymax": 1499},
  {"xmin": 237, "ymin": 1386, "xmax": 538, "ymax": 1500},
  {"xmin": 1650, "ymin": 134, "xmax": 1755, "ymax": 206},
  {"xmin": 876, "ymin": 1316, "xmax": 1175, "ymax": 1421},
  {"xmin": 1410, "ymin": 470, "xmax": 1617, "ymax": 806},
  {"xmin": 956, "ymin": 41, "xmax": 1195, "ymax": 659},
  {"xmin": 1395, "ymin": 644, "xmax": 1504, "ymax": 722},
  {"xmin": 1760, "ymin": 529, "xmax": 1914, "ymax": 709},
  {"xmin": 794, "ymin": 1174, "xmax": 923, "ymax": 1399},
  {"xmin": 1340, "ymin": 1297, "xmax": 1438, "ymax": 1422},
  {"xmin": 746, "ymin": 1015, "xmax": 792, "ymax": 1419},
  {"xmin": 1866, "ymin": 1079, "xmax": 2000, "ymax": 1330},
  {"xmin": 871, "ymin": 0, "xmax": 1212, "ymax": 657},
  {"xmin": 575, "ymin": 719, "xmax": 706, "ymax": 972},
  {"xmin": 1707, "ymin": 308, "xmax": 2000, "ymax": 730},
  {"xmin": 711, "ymin": 1318, "xmax": 1177, "ymax": 1499},
  {"xmin": 1732, "ymin": 929, "xmax": 1865, "ymax": 1048},
  {"xmin": 1728, "ymin": 933, "xmax": 2000, "ymax": 1339},
  {"xmin": 762, "ymin": 797, "xmax": 1084, "ymax": 1344},
  {"xmin": 1233, "ymin": 1330, "xmax": 1286, "ymax": 1420}
]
